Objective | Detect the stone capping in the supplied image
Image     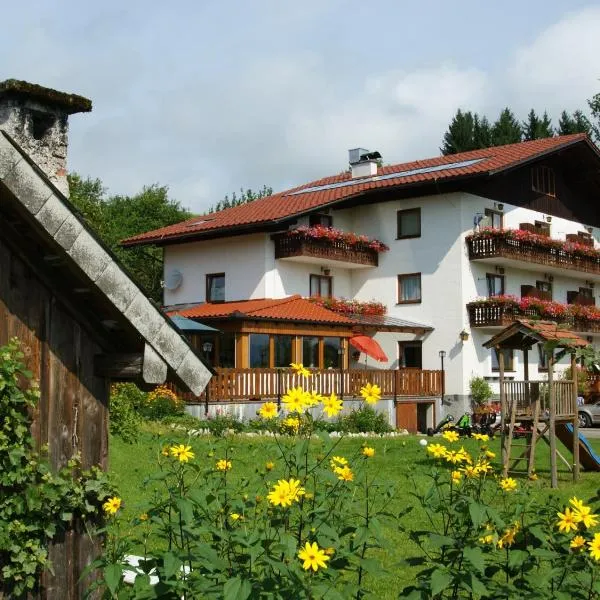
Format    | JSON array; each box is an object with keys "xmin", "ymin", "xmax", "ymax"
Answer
[
  {"xmin": 0, "ymin": 79, "xmax": 92, "ymax": 113},
  {"xmin": 0, "ymin": 132, "xmax": 210, "ymax": 396}
]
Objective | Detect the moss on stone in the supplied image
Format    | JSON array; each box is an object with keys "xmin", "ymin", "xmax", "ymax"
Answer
[{"xmin": 0, "ymin": 79, "xmax": 92, "ymax": 113}]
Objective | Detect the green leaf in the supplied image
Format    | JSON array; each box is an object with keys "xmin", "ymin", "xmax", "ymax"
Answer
[
  {"xmin": 430, "ymin": 569, "xmax": 452, "ymax": 596},
  {"xmin": 103, "ymin": 563, "xmax": 122, "ymax": 596},
  {"xmin": 468, "ymin": 501, "xmax": 487, "ymax": 529},
  {"xmin": 162, "ymin": 551, "xmax": 181, "ymax": 580},
  {"xmin": 223, "ymin": 576, "xmax": 252, "ymax": 600},
  {"xmin": 463, "ymin": 546, "xmax": 485, "ymax": 574}
]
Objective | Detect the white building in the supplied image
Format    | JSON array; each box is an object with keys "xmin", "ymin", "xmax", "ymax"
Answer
[{"xmin": 124, "ymin": 135, "xmax": 600, "ymax": 419}]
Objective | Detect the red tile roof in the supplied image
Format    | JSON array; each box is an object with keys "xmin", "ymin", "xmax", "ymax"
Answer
[
  {"xmin": 515, "ymin": 319, "xmax": 589, "ymax": 347},
  {"xmin": 123, "ymin": 134, "xmax": 590, "ymax": 247},
  {"xmin": 169, "ymin": 295, "xmax": 357, "ymax": 325}
]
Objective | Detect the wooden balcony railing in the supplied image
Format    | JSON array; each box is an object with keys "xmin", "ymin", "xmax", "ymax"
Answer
[
  {"xmin": 272, "ymin": 235, "xmax": 379, "ymax": 267},
  {"xmin": 467, "ymin": 302, "xmax": 600, "ymax": 333},
  {"xmin": 175, "ymin": 368, "xmax": 443, "ymax": 404},
  {"xmin": 501, "ymin": 380, "xmax": 576, "ymax": 420},
  {"xmin": 467, "ymin": 236, "xmax": 600, "ymax": 276}
]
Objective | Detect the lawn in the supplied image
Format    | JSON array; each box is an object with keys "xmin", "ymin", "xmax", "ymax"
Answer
[{"xmin": 109, "ymin": 425, "xmax": 600, "ymax": 597}]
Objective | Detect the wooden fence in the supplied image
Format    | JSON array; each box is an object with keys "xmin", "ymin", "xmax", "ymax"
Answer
[
  {"xmin": 176, "ymin": 368, "xmax": 443, "ymax": 404},
  {"xmin": 501, "ymin": 380, "xmax": 576, "ymax": 420}
]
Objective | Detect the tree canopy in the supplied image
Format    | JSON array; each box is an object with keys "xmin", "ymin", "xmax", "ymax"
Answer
[{"xmin": 208, "ymin": 185, "xmax": 273, "ymax": 213}]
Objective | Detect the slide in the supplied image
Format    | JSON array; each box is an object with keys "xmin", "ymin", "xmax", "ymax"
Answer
[{"xmin": 555, "ymin": 424, "xmax": 600, "ymax": 472}]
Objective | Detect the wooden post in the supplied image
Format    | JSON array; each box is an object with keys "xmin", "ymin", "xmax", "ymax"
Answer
[
  {"xmin": 499, "ymin": 347, "xmax": 507, "ymax": 471},
  {"xmin": 572, "ymin": 352, "xmax": 580, "ymax": 482},
  {"xmin": 548, "ymin": 351, "xmax": 558, "ymax": 489}
]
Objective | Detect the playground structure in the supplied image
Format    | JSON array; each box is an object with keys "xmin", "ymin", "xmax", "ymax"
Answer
[{"xmin": 483, "ymin": 319, "xmax": 592, "ymax": 488}]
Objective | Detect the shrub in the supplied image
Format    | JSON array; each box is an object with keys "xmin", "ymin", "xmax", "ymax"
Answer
[
  {"xmin": 109, "ymin": 383, "xmax": 143, "ymax": 443},
  {"xmin": 336, "ymin": 405, "xmax": 392, "ymax": 433},
  {"xmin": 469, "ymin": 376, "xmax": 493, "ymax": 406},
  {"xmin": 141, "ymin": 385, "xmax": 185, "ymax": 420}
]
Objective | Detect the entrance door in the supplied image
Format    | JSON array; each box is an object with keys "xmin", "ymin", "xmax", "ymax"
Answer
[
  {"xmin": 398, "ymin": 342, "xmax": 422, "ymax": 368},
  {"xmin": 396, "ymin": 402, "xmax": 417, "ymax": 433}
]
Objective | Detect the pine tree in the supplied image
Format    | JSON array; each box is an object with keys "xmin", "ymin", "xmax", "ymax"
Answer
[
  {"xmin": 473, "ymin": 115, "xmax": 493, "ymax": 149},
  {"xmin": 588, "ymin": 92, "xmax": 600, "ymax": 143},
  {"xmin": 522, "ymin": 109, "xmax": 540, "ymax": 141},
  {"xmin": 208, "ymin": 185, "xmax": 273, "ymax": 213},
  {"xmin": 492, "ymin": 108, "xmax": 523, "ymax": 146},
  {"xmin": 441, "ymin": 109, "xmax": 475, "ymax": 155},
  {"xmin": 559, "ymin": 109, "xmax": 592, "ymax": 136}
]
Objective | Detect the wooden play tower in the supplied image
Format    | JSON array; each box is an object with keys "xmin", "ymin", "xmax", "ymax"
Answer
[{"xmin": 483, "ymin": 319, "xmax": 588, "ymax": 488}]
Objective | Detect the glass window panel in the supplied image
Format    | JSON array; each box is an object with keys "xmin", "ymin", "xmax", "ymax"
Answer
[
  {"xmin": 397, "ymin": 208, "xmax": 421, "ymax": 238},
  {"xmin": 219, "ymin": 332, "xmax": 236, "ymax": 368},
  {"xmin": 302, "ymin": 336, "xmax": 319, "ymax": 369},
  {"xmin": 207, "ymin": 274, "xmax": 225, "ymax": 302},
  {"xmin": 492, "ymin": 348, "xmax": 514, "ymax": 371},
  {"xmin": 323, "ymin": 337, "xmax": 341, "ymax": 368},
  {"xmin": 249, "ymin": 334, "xmax": 270, "ymax": 368},
  {"xmin": 398, "ymin": 274, "xmax": 421, "ymax": 302},
  {"xmin": 486, "ymin": 274, "xmax": 504, "ymax": 297},
  {"xmin": 274, "ymin": 335, "xmax": 293, "ymax": 368},
  {"xmin": 537, "ymin": 344, "xmax": 548, "ymax": 370}
]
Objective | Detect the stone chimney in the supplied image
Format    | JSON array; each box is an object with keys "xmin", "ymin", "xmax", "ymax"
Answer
[
  {"xmin": 0, "ymin": 79, "xmax": 91, "ymax": 197},
  {"xmin": 348, "ymin": 148, "xmax": 381, "ymax": 179}
]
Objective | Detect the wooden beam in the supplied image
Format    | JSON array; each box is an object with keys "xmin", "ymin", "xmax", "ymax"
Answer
[
  {"xmin": 94, "ymin": 353, "xmax": 143, "ymax": 379},
  {"xmin": 572, "ymin": 352, "xmax": 580, "ymax": 482}
]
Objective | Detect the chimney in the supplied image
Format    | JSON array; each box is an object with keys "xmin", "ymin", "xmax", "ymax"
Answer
[
  {"xmin": 0, "ymin": 79, "xmax": 91, "ymax": 197},
  {"xmin": 348, "ymin": 147, "xmax": 381, "ymax": 179}
]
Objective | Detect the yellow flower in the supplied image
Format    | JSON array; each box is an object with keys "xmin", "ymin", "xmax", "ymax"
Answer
[
  {"xmin": 472, "ymin": 433, "xmax": 489, "ymax": 442},
  {"xmin": 479, "ymin": 534, "xmax": 494, "ymax": 545},
  {"xmin": 589, "ymin": 533, "xmax": 600, "ymax": 561},
  {"xmin": 474, "ymin": 460, "xmax": 492, "ymax": 474},
  {"xmin": 290, "ymin": 362, "xmax": 311, "ymax": 378},
  {"xmin": 485, "ymin": 450, "xmax": 496, "ymax": 459},
  {"xmin": 216, "ymin": 459, "xmax": 232, "ymax": 472},
  {"xmin": 445, "ymin": 448, "xmax": 471, "ymax": 465},
  {"xmin": 265, "ymin": 461, "xmax": 275, "ymax": 471},
  {"xmin": 259, "ymin": 401, "xmax": 278, "ymax": 419},
  {"xmin": 442, "ymin": 430, "xmax": 460, "ymax": 443},
  {"xmin": 170, "ymin": 444, "xmax": 195, "ymax": 463},
  {"xmin": 528, "ymin": 472, "xmax": 538, "ymax": 481},
  {"xmin": 569, "ymin": 497, "xmax": 586, "ymax": 512},
  {"xmin": 267, "ymin": 479, "xmax": 305, "ymax": 507},
  {"xmin": 305, "ymin": 391, "xmax": 322, "ymax": 407},
  {"xmin": 298, "ymin": 541, "xmax": 330, "ymax": 571},
  {"xmin": 571, "ymin": 535, "xmax": 586, "ymax": 551},
  {"xmin": 460, "ymin": 464, "xmax": 480, "ymax": 478},
  {"xmin": 497, "ymin": 527, "xmax": 516, "ymax": 548},
  {"xmin": 359, "ymin": 382, "xmax": 381, "ymax": 405},
  {"xmin": 322, "ymin": 393, "xmax": 343, "ymax": 417},
  {"xmin": 282, "ymin": 416, "xmax": 301, "ymax": 433},
  {"xmin": 139, "ymin": 513, "xmax": 149, "ymax": 521},
  {"xmin": 499, "ymin": 477, "xmax": 517, "ymax": 493},
  {"xmin": 324, "ymin": 547, "xmax": 335, "ymax": 556},
  {"xmin": 569, "ymin": 498, "xmax": 598, "ymax": 528},
  {"xmin": 103, "ymin": 496, "xmax": 122, "ymax": 515},
  {"xmin": 427, "ymin": 443, "xmax": 447, "ymax": 459},
  {"xmin": 557, "ymin": 507, "xmax": 579, "ymax": 534},
  {"xmin": 282, "ymin": 387, "xmax": 308, "ymax": 413},
  {"xmin": 361, "ymin": 446, "xmax": 375, "ymax": 458},
  {"xmin": 230, "ymin": 513, "xmax": 242, "ymax": 521},
  {"xmin": 451, "ymin": 470, "xmax": 462, "ymax": 484},
  {"xmin": 330, "ymin": 456, "xmax": 348, "ymax": 469},
  {"xmin": 336, "ymin": 465, "xmax": 354, "ymax": 482},
  {"xmin": 161, "ymin": 445, "xmax": 170, "ymax": 457}
]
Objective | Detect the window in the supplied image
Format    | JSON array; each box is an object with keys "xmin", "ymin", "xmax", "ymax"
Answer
[
  {"xmin": 323, "ymin": 337, "xmax": 341, "ymax": 368},
  {"xmin": 536, "ymin": 280, "xmax": 552, "ymax": 300},
  {"xmin": 274, "ymin": 335, "xmax": 293, "ymax": 368},
  {"xmin": 579, "ymin": 287, "xmax": 594, "ymax": 299},
  {"xmin": 485, "ymin": 208, "xmax": 503, "ymax": 229},
  {"xmin": 537, "ymin": 344, "xmax": 548, "ymax": 372},
  {"xmin": 309, "ymin": 213, "xmax": 333, "ymax": 228},
  {"xmin": 219, "ymin": 332, "xmax": 236, "ymax": 368},
  {"xmin": 486, "ymin": 273, "xmax": 505, "ymax": 297},
  {"xmin": 492, "ymin": 348, "xmax": 515, "ymax": 371},
  {"xmin": 302, "ymin": 337, "xmax": 319, "ymax": 368},
  {"xmin": 534, "ymin": 220, "xmax": 551, "ymax": 236},
  {"xmin": 206, "ymin": 273, "xmax": 225, "ymax": 302},
  {"xmin": 310, "ymin": 274, "xmax": 332, "ymax": 298},
  {"xmin": 399, "ymin": 342, "xmax": 422, "ymax": 368},
  {"xmin": 531, "ymin": 165, "xmax": 555, "ymax": 197},
  {"xmin": 249, "ymin": 334, "xmax": 270, "ymax": 368},
  {"xmin": 397, "ymin": 273, "xmax": 422, "ymax": 304},
  {"xmin": 397, "ymin": 208, "xmax": 421, "ymax": 239}
]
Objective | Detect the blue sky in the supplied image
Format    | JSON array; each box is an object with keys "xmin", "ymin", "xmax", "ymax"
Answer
[{"xmin": 2, "ymin": 1, "xmax": 599, "ymax": 212}]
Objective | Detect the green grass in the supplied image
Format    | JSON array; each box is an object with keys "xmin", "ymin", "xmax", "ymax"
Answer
[{"xmin": 109, "ymin": 425, "xmax": 600, "ymax": 597}]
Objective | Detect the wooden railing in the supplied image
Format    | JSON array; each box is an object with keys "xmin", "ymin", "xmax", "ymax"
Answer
[
  {"xmin": 272, "ymin": 235, "xmax": 379, "ymax": 267},
  {"xmin": 177, "ymin": 368, "xmax": 443, "ymax": 404},
  {"xmin": 467, "ymin": 236, "xmax": 600, "ymax": 276},
  {"xmin": 467, "ymin": 302, "xmax": 600, "ymax": 333},
  {"xmin": 501, "ymin": 380, "xmax": 576, "ymax": 420}
]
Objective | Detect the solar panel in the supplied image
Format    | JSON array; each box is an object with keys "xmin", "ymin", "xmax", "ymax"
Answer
[{"xmin": 289, "ymin": 157, "xmax": 486, "ymax": 196}]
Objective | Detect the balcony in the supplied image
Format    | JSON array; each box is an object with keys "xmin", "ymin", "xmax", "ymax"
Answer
[
  {"xmin": 467, "ymin": 299, "xmax": 600, "ymax": 334},
  {"xmin": 272, "ymin": 227, "xmax": 387, "ymax": 269},
  {"xmin": 467, "ymin": 230, "xmax": 600, "ymax": 280}
]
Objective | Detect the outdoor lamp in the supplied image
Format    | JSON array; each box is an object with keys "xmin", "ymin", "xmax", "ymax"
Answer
[
  {"xmin": 459, "ymin": 330, "xmax": 470, "ymax": 342},
  {"xmin": 439, "ymin": 350, "xmax": 446, "ymax": 359},
  {"xmin": 202, "ymin": 341, "xmax": 213, "ymax": 353}
]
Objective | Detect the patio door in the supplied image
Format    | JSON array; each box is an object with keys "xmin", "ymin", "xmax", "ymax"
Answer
[{"xmin": 398, "ymin": 342, "xmax": 422, "ymax": 368}]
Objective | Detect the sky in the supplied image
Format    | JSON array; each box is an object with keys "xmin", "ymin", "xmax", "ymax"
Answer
[{"xmin": 2, "ymin": 0, "xmax": 599, "ymax": 213}]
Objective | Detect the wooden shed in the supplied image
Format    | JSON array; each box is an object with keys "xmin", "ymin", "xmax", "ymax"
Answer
[{"xmin": 0, "ymin": 84, "xmax": 211, "ymax": 598}]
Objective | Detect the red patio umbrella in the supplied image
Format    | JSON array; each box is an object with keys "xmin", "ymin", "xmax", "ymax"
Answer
[{"xmin": 349, "ymin": 335, "xmax": 388, "ymax": 362}]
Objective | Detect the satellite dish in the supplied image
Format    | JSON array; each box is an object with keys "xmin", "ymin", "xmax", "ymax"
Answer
[{"xmin": 164, "ymin": 269, "xmax": 183, "ymax": 291}]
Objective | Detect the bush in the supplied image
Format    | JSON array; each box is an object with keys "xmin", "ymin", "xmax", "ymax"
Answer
[
  {"xmin": 469, "ymin": 375, "xmax": 493, "ymax": 406},
  {"xmin": 336, "ymin": 405, "xmax": 392, "ymax": 433},
  {"xmin": 141, "ymin": 385, "xmax": 185, "ymax": 420},
  {"xmin": 109, "ymin": 383, "xmax": 143, "ymax": 443}
]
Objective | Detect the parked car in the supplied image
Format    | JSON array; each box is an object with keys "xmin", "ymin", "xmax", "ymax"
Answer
[{"xmin": 579, "ymin": 401, "xmax": 600, "ymax": 428}]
